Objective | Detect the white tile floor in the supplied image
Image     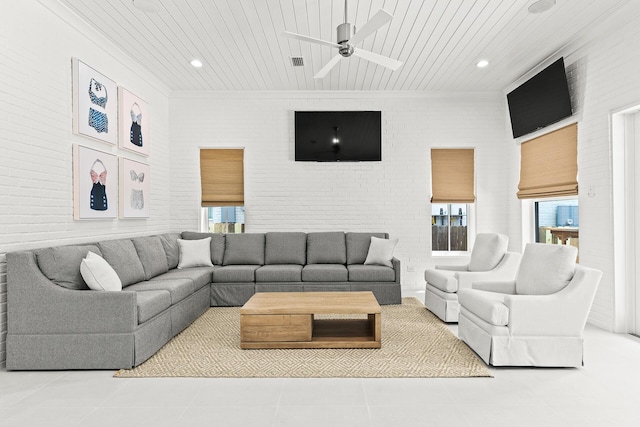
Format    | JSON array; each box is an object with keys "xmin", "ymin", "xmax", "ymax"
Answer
[{"xmin": 2, "ymin": 291, "xmax": 640, "ymax": 427}]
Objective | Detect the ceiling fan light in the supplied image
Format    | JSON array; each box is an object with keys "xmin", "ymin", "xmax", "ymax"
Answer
[
  {"xmin": 476, "ymin": 59, "xmax": 489, "ymax": 68},
  {"xmin": 190, "ymin": 59, "xmax": 203, "ymax": 68}
]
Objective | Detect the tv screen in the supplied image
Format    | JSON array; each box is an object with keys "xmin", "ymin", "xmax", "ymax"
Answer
[
  {"xmin": 507, "ymin": 58, "xmax": 572, "ymax": 138},
  {"xmin": 295, "ymin": 111, "xmax": 382, "ymax": 162}
]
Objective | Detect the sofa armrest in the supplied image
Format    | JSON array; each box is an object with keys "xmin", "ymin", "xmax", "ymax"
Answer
[
  {"xmin": 7, "ymin": 251, "xmax": 137, "ymax": 335},
  {"xmin": 504, "ymin": 266, "xmax": 602, "ymax": 336},
  {"xmin": 392, "ymin": 257, "xmax": 401, "ymax": 283}
]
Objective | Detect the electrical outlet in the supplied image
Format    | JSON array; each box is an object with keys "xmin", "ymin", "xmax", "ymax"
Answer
[{"xmin": 407, "ymin": 265, "xmax": 415, "ymax": 272}]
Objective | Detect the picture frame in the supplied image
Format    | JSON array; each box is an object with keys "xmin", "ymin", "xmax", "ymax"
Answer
[
  {"xmin": 72, "ymin": 58, "xmax": 118, "ymax": 145},
  {"xmin": 118, "ymin": 87, "xmax": 150, "ymax": 156},
  {"xmin": 73, "ymin": 145, "xmax": 118, "ymax": 219},
  {"xmin": 119, "ymin": 157, "xmax": 150, "ymax": 218}
]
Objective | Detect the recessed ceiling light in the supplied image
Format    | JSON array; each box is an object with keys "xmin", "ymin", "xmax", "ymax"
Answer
[
  {"xmin": 190, "ymin": 59, "xmax": 203, "ymax": 68},
  {"xmin": 528, "ymin": 0, "xmax": 556, "ymax": 14},
  {"xmin": 476, "ymin": 59, "xmax": 489, "ymax": 68},
  {"xmin": 132, "ymin": 0, "xmax": 159, "ymax": 13}
]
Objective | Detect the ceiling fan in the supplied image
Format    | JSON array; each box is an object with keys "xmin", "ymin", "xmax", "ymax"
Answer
[{"xmin": 282, "ymin": 0, "xmax": 403, "ymax": 79}]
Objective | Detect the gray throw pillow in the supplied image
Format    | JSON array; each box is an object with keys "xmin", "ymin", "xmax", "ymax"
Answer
[
  {"xmin": 265, "ymin": 232, "xmax": 306, "ymax": 265},
  {"xmin": 98, "ymin": 239, "xmax": 146, "ymax": 287},
  {"xmin": 132, "ymin": 236, "xmax": 169, "ymax": 280},
  {"xmin": 306, "ymin": 232, "xmax": 346, "ymax": 264},
  {"xmin": 223, "ymin": 233, "xmax": 265, "ymax": 265},
  {"xmin": 158, "ymin": 233, "xmax": 181, "ymax": 269}
]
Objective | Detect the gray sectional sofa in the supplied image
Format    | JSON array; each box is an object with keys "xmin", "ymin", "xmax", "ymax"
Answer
[{"xmin": 6, "ymin": 231, "xmax": 400, "ymax": 370}]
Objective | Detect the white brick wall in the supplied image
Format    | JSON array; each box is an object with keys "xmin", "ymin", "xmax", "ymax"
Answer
[
  {"xmin": 169, "ymin": 91, "xmax": 511, "ymax": 286},
  {"xmin": 0, "ymin": 1, "xmax": 172, "ymax": 366},
  {"xmin": 503, "ymin": 3, "xmax": 640, "ymax": 331}
]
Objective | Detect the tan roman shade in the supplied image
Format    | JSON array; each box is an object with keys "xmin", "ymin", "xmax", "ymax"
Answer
[
  {"xmin": 517, "ymin": 124, "xmax": 578, "ymax": 199},
  {"xmin": 431, "ymin": 149, "xmax": 475, "ymax": 203},
  {"xmin": 200, "ymin": 149, "xmax": 244, "ymax": 207}
]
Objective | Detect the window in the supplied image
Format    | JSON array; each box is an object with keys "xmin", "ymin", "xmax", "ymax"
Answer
[
  {"xmin": 200, "ymin": 149, "xmax": 244, "ymax": 233},
  {"xmin": 432, "ymin": 203, "xmax": 468, "ymax": 252},
  {"xmin": 535, "ymin": 198, "xmax": 579, "ymax": 254},
  {"xmin": 430, "ymin": 149, "xmax": 475, "ymax": 253},
  {"xmin": 203, "ymin": 206, "xmax": 245, "ymax": 233}
]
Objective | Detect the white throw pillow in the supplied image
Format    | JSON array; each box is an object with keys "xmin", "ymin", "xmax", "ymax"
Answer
[
  {"xmin": 80, "ymin": 251, "xmax": 122, "ymax": 291},
  {"xmin": 177, "ymin": 237, "xmax": 213, "ymax": 269},
  {"xmin": 364, "ymin": 236, "xmax": 399, "ymax": 268}
]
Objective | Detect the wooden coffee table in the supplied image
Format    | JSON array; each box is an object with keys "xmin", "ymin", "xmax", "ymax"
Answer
[{"xmin": 240, "ymin": 291, "xmax": 381, "ymax": 349}]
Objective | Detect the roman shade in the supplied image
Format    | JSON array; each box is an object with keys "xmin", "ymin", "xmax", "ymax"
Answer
[
  {"xmin": 431, "ymin": 149, "xmax": 475, "ymax": 203},
  {"xmin": 517, "ymin": 124, "xmax": 577, "ymax": 199},
  {"xmin": 200, "ymin": 149, "xmax": 244, "ymax": 207}
]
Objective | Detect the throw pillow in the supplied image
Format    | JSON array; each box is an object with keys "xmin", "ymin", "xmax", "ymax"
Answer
[
  {"xmin": 177, "ymin": 237, "xmax": 213, "ymax": 269},
  {"xmin": 80, "ymin": 251, "xmax": 122, "ymax": 292},
  {"xmin": 364, "ymin": 236, "xmax": 399, "ymax": 268}
]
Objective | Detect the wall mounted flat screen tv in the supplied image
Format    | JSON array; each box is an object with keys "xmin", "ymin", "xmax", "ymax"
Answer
[
  {"xmin": 507, "ymin": 57, "xmax": 573, "ymax": 138},
  {"xmin": 295, "ymin": 111, "xmax": 382, "ymax": 162}
]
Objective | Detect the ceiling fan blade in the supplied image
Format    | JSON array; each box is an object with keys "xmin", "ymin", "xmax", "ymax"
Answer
[
  {"xmin": 282, "ymin": 31, "xmax": 341, "ymax": 49},
  {"xmin": 353, "ymin": 48, "xmax": 402, "ymax": 71},
  {"xmin": 314, "ymin": 54, "xmax": 342, "ymax": 79},
  {"xmin": 348, "ymin": 9, "xmax": 393, "ymax": 46}
]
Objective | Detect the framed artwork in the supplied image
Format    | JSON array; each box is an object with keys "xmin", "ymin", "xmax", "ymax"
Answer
[
  {"xmin": 72, "ymin": 58, "xmax": 118, "ymax": 145},
  {"xmin": 73, "ymin": 145, "xmax": 118, "ymax": 219},
  {"xmin": 118, "ymin": 87, "xmax": 150, "ymax": 156},
  {"xmin": 119, "ymin": 157, "xmax": 150, "ymax": 218}
]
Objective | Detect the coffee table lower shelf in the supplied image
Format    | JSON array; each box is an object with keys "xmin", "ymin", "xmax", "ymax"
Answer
[{"xmin": 240, "ymin": 315, "xmax": 381, "ymax": 349}]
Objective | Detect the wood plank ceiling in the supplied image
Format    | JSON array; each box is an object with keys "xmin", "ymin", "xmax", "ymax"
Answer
[{"xmin": 58, "ymin": 0, "xmax": 631, "ymax": 92}]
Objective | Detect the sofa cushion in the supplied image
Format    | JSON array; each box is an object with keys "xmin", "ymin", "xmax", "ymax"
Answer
[
  {"xmin": 135, "ymin": 290, "xmax": 171, "ymax": 324},
  {"xmin": 153, "ymin": 267, "xmax": 213, "ymax": 291},
  {"xmin": 127, "ymin": 278, "xmax": 195, "ymax": 305},
  {"xmin": 255, "ymin": 265, "xmax": 303, "ymax": 282},
  {"xmin": 468, "ymin": 233, "xmax": 509, "ymax": 272},
  {"xmin": 346, "ymin": 232, "xmax": 387, "ymax": 265},
  {"xmin": 80, "ymin": 251, "xmax": 122, "ymax": 291},
  {"xmin": 223, "ymin": 233, "xmax": 265, "ymax": 265},
  {"xmin": 132, "ymin": 236, "xmax": 169, "ymax": 280},
  {"xmin": 347, "ymin": 265, "xmax": 395, "ymax": 282},
  {"xmin": 424, "ymin": 269, "xmax": 458, "ymax": 292},
  {"xmin": 213, "ymin": 265, "xmax": 261, "ymax": 283},
  {"xmin": 35, "ymin": 244, "xmax": 101, "ymax": 290},
  {"xmin": 265, "ymin": 232, "xmax": 306, "ymax": 265},
  {"xmin": 158, "ymin": 233, "xmax": 182, "ymax": 269},
  {"xmin": 97, "ymin": 239, "xmax": 146, "ymax": 287},
  {"xmin": 306, "ymin": 232, "xmax": 346, "ymax": 264},
  {"xmin": 302, "ymin": 264, "xmax": 348, "ymax": 282},
  {"xmin": 458, "ymin": 289, "xmax": 509, "ymax": 326},
  {"xmin": 177, "ymin": 238, "xmax": 214, "ymax": 269},
  {"xmin": 516, "ymin": 243, "xmax": 577, "ymax": 295},
  {"xmin": 181, "ymin": 231, "xmax": 226, "ymax": 265},
  {"xmin": 364, "ymin": 237, "xmax": 398, "ymax": 268}
]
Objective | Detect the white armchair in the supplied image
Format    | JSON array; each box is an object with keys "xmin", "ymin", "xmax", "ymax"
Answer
[
  {"xmin": 457, "ymin": 243, "xmax": 602, "ymax": 367},
  {"xmin": 424, "ymin": 233, "xmax": 521, "ymax": 322}
]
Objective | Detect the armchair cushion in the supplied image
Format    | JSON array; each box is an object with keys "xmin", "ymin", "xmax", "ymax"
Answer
[
  {"xmin": 516, "ymin": 243, "xmax": 577, "ymax": 295},
  {"xmin": 468, "ymin": 233, "xmax": 508, "ymax": 272},
  {"xmin": 458, "ymin": 289, "xmax": 509, "ymax": 326}
]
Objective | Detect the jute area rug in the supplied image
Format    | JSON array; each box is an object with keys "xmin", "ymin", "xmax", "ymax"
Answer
[{"xmin": 115, "ymin": 297, "xmax": 491, "ymax": 378}]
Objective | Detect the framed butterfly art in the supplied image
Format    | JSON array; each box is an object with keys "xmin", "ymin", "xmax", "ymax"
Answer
[
  {"xmin": 73, "ymin": 145, "xmax": 118, "ymax": 220},
  {"xmin": 119, "ymin": 158, "xmax": 150, "ymax": 218}
]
